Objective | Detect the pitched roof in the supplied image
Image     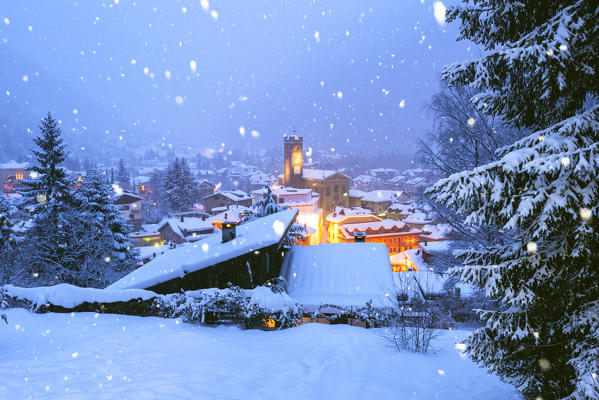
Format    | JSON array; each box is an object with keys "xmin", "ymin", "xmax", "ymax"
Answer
[
  {"xmin": 302, "ymin": 169, "xmax": 349, "ymax": 181},
  {"xmin": 114, "ymin": 192, "xmax": 144, "ymax": 205},
  {"xmin": 340, "ymin": 219, "xmax": 417, "ymax": 240},
  {"xmin": 360, "ymin": 190, "xmax": 407, "ymax": 203},
  {"xmin": 107, "ymin": 209, "xmax": 298, "ymax": 291},
  {"xmin": 157, "ymin": 217, "xmax": 215, "ymax": 240},
  {"xmin": 280, "ymin": 243, "xmax": 394, "ymax": 307},
  {"xmin": 325, "ymin": 206, "xmax": 378, "ymax": 224},
  {"xmin": 203, "ymin": 190, "xmax": 251, "ymax": 202}
]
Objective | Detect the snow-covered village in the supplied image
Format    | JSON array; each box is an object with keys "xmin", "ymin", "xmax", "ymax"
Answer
[{"xmin": 0, "ymin": 1, "xmax": 597, "ymax": 399}]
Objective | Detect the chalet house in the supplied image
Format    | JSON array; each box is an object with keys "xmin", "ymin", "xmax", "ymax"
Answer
[
  {"xmin": 157, "ymin": 215, "xmax": 216, "ymax": 244},
  {"xmin": 198, "ymin": 179, "xmax": 216, "ymax": 199},
  {"xmin": 114, "ymin": 192, "xmax": 144, "ymax": 228},
  {"xmin": 1, "ymin": 161, "xmax": 31, "ymax": 194},
  {"xmin": 359, "ymin": 190, "xmax": 411, "ymax": 215},
  {"xmin": 107, "ymin": 209, "xmax": 299, "ymax": 293},
  {"xmin": 203, "ymin": 190, "xmax": 252, "ymax": 214}
]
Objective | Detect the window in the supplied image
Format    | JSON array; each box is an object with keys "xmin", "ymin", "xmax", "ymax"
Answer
[
  {"xmin": 326, "ymin": 186, "xmax": 330, "ymax": 196},
  {"xmin": 334, "ymin": 185, "xmax": 338, "ymax": 193}
]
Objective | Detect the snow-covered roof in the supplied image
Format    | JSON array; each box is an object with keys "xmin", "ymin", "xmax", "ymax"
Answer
[
  {"xmin": 280, "ymin": 243, "xmax": 395, "ymax": 308},
  {"xmin": 273, "ymin": 187, "xmax": 312, "ymax": 196},
  {"xmin": 348, "ymin": 189, "xmax": 367, "ymax": 198},
  {"xmin": 157, "ymin": 217, "xmax": 215, "ymax": 240},
  {"xmin": 420, "ymin": 240, "xmax": 452, "ymax": 254},
  {"xmin": 108, "ymin": 209, "xmax": 298, "ymax": 291},
  {"xmin": 402, "ymin": 212, "xmax": 433, "ymax": 225},
  {"xmin": 420, "ymin": 224, "xmax": 454, "ymax": 241},
  {"xmin": 326, "ymin": 206, "xmax": 377, "ymax": 223},
  {"xmin": 340, "ymin": 219, "xmax": 417, "ymax": 240},
  {"xmin": 204, "ymin": 190, "xmax": 251, "ymax": 202},
  {"xmin": 360, "ymin": 190, "xmax": 407, "ymax": 203},
  {"xmin": 303, "ymin": 169, "xmax": 347, "ymax": 180},
  {"xmin": 209, "ymin": 205, "xmax": 251, "ymax": 221},
  {"xmin": 352, "ymin": 174, "xmax": 377, "ymax": 183},
  {"xmin": 114, "ymin": 192, "xmax": 144, "ymax": 204},
  {"xmin": 0, "ymin": 160, "xmax": 30, "ymax": 169}
]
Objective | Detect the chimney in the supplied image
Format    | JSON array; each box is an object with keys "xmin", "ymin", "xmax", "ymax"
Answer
[
  {"xmin": 222, "ymin": 222, "xmax": 237, "ymax": 243},
  {"xmin": 354, "ymin": 232, "xmax": 366, "ymax": 243}
]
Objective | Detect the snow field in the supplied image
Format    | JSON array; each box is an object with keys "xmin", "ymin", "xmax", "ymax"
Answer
[{"xmin": 0, "ymin": 309, "xmax": 519, "ymax": 399}]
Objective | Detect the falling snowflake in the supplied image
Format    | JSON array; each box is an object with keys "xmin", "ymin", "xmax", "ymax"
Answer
[
  {"xmin": 433, "ymin": 2, "xmax": 446, "ymax": 26},
  {"xmin": 272, "ymin": 220, "xmax": 285, "ymax": 235}
]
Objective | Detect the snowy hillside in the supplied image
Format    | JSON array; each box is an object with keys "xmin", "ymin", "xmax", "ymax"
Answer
[{"xmin": 0, "ymin": 309, "xmax": 519, "ymax": 399}]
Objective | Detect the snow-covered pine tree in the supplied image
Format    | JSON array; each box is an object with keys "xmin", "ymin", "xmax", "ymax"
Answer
[
  {"xmin": 116, "ymin": 158, "xmax": 130, "ymax": 191},
  {"xmin": 19, "ymin": 112, "xmax": 73, "ymax": 215},
  {"xmin": 74, "ymin": 169, "xmax": 138, "ymax": 279},
  {"xmin": 18, "ymin": 113, "xmax": 79, "ymax": 286},
  {"xmin": 0, "ymin": 196, "xmax": 16, "ymax": 283},
  {"xmin": 163, "ymin": 157, "xmax": 198, "ymax": 212},
  {"xmin": 428, "ymin": 2, "xmax": 598, "ymax": 399},
  {"xmin": 244, "ymin": 186, "xmax": 306, "ymax": 249},
  {"xmin": 178, "ymin": 157, "xmax": 200, "ymax": 210}
]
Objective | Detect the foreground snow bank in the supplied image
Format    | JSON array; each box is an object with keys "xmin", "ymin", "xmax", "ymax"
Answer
[
  {"xmin": 3, "ymin": 284, "xmax": 157, "ymax": 309},
  {"xmin": 0, "ymin": 309, "xmax": 519, "ymax": 399}
]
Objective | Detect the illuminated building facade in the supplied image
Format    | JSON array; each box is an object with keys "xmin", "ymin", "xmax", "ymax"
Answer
[{"xmin": 326, "ymin": 206, "xmax": 421, "ymax": 255}]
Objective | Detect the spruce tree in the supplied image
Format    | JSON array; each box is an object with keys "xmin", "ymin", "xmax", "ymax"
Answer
[
  {"xmin": 179, "ymin": 157, "xmax": 199, "ymax": 210},
  {"xmin": 116, "ymin": 158, "xmax": 130, "ymax": 191},
  {"xmin": 72, "ymin": 169, "xmax": 137, "ymax": 286},
  {"xmin": 20, "ymin": 112, "xmax": 72, "ymax": 214},
  {"xmin": 428, "ymin": 2, "xmax": 598, "ymax": 399},
  {"xmin": 162, "ymin": 157, "xmax": 198, "ymax": 212},
  {"xmin": 19, "ymin": 113, "xmax": 75, "ymax": 285}
]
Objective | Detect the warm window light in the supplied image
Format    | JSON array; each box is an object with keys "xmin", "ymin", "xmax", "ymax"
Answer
[{"xmin": 263, "ymin": 318, "xmax": 276, "ymax": 328}]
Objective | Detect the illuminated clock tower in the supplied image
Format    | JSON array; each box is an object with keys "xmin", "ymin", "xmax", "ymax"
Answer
[{"xmin": 284, "ymin": 134, "xmax": 303, "ymax": 187}]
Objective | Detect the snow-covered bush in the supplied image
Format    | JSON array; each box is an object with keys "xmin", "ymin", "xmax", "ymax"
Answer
[{"xmin": 160, "ymin": 284, "xmax": 302, "ymax": 329}]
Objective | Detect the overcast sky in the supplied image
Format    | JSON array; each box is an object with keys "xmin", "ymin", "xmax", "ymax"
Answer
[{"xmin": 0, "ymin": 0, "xmax": 472, "ymax": 160}]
